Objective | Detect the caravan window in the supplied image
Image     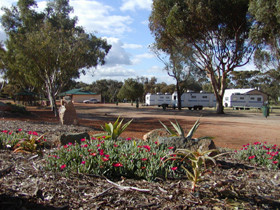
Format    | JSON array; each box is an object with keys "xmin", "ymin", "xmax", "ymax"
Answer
[
  {"xmin": 173, "ymin": 96, "xmax": 177, "ymax": 100},
  {"xmin": 191, "ymin": 96, "xmax": 196, "ymax": 99},
  {"xmin": 240, "ymin": 97, "xmax": 245, "ymax": 100},
  {"xmin": 250, "ymin": 97, "xmax": 255, "ymax": 100},
  {"xmin": 202, "ymin": 96, "xmax": 208, "ymax": 99},
  {"xmin": 257, "ymin": 97, "xmax": 262, "ymax": 101},
  {"xmin": 225, "ymin": 97, "xmax": 229, "ymax": 101}
]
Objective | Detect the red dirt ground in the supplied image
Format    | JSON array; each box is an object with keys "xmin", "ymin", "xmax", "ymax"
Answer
[{"xmin": 3, "ymin": 103, "xmax": 280, "ymax": 149}]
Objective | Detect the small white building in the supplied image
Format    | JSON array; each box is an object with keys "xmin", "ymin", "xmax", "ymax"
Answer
[{"xmin": 223, "ymin": 88, "xmax": 267, "ymax": 108}]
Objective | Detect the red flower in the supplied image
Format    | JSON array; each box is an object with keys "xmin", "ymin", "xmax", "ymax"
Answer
[
  {"xmin": 60, "ymin": 164, "xmax": 66, "ymax": 170},
  {"xmin": 141, "ymin": 166, "xmax": 146, "ymax": 169},
  {"xmin": 114, "ymin": 144, "xmax": 118, "ymax": 147},
  {"xmin": 168, "ymin": 147, "xmax": 174, "ymax": 150},
  {"xmin": 141, "ymin": 158, "xmax": 148, "ymax": 161},
  {"xmin": 81, "ymin": 138, "xmax": 86, "ymax": 142},
  {"xmin": 155, "ymin": 141, "xmax": 158, "ymax": 145},
  {"xmin": 102, "ymin": 136, "xmax": 106, "ymax": 139},
  {"xmin": 32, "ymin": 131, "xmax": 38, "ymax": 136},
  {"xmin": 18, "ymin": 129, "xmax": 22, "ymax": 132},
  {"xmin": 143, "ymin": 145, "xmax": 151, "ymax": 152},
  {"xmin": 90, "ymin": 153, "xmax": 97, "ymax": 156},
  {"xmin": 248, "ymin": 155, "xmax": 255, "ymax": 159},
  {"xmin": 102, "ymin": 157, "xmax": 109, "ymax": 161},
  {"xmin": 273, "ymin": 161, "xmax": 278, "ymax": 164},
  {"xmin": 113, "ymin": 163, "xmax": 123, "ymax": 167},
  {"xmin": 100, "ymin": 140, "xmax": 105, "ymax": 144},
  {"xmin": 63, "ymin": 145, "xmax": 68, "ymax": 148},
  {"xmin": 81, "ymin": 161, "xmax": 86, "ymax": 165},
  {"xmin": 171, "ymin": 167, "xmax": 178, "ymax": 171},
  {"xmin": 97, "ymin": 144, "xmax": 101, "ymax": 147},
  {"xmin": 105, "ymin": 154, "xmax": 110, "ymax": 158},
  {"xmin": 81, "ymin": 144, "xmax": 88, "ymax": 148},
  {"xmin": 99, "ymin": 149, "xmax": 104, "ymax": 156},
  {"xmin": 68, "ymin": 142, "xmax": 73, "ymax": 146},
  {"xmin": 137, "ymin": 146, "xmax": 142, "ymax": 148},
  {"xmin": 126, "ymin": 137, "xmax": 132, "ymax": 141}
]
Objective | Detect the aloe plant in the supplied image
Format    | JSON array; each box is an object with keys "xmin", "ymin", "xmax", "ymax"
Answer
[
  {"xmin": 159, "ymin": 119, "xmax": 201, "ymax": 140},
  {"xmin": 163, "ymin": 148, "xmax": 224, "ymax": 191},
  {"xmin": 93, "ymin": 116, "xmax": 133, "ymax": 140}
]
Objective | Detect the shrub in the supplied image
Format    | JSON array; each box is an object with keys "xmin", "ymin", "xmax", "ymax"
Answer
[
  {"xmin": 0, "ymin": 129, "xmax": 46, "ymax": 154},
  {"xmin": 45, "ymin": 137, "xmax": 183, "ymax": 181},
  {"xmin": 235, "ymin": 142, "xmax": 279, "ymax": 169}
]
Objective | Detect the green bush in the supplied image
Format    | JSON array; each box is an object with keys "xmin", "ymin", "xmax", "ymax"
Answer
[
  {"xmin": 235, "ymin": 142, "xmax": 279, "ymax": 169},
  {"xmin": 45, "ymin": 137, "xmax": 183, "ymax": 181}
]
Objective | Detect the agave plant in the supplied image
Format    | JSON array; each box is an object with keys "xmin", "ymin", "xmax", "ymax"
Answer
[
  {"xmin": 159, "ymin": 119, "xmax": 200, "ymax": 140},
  {"xmin": 93, "ymin": 116, "xmax": 133, "ymax": 140}
]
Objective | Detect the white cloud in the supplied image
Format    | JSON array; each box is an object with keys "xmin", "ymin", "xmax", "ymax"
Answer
[
  {"xmin": 78, "ymin": 65, "xmax": 136, "ymax": 83},
  {"xmin": 120, "ymin": 0, "xmax": 152, "ymax": 12},
  {"xmin": 70, "ymin": 0, "xmax": 133, "ymax": 36},
  {"xmin": 132, "ymin": 53, "xmax": 155, "ymax": 64},
  {"xmin": 104, "ymin": 37, "xmax": 132, "ymax": 66},
  {"xmin": 123, "ymin": 43, "xmax": 143, "ymax": 49}
]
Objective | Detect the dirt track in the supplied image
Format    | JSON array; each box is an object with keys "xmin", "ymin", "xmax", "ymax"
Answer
[{"xmin": 73, "ymin": 103, "xmax": 280, "ymax": 149}]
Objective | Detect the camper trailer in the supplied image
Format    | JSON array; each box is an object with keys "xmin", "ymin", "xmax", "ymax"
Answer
[
  {"xmin": 223, "ymin": 93, "xmax": 264, "ymax": 109},
  {"xmin": 145, "ymin": 93, "xmax": 172, "ymax": 107},
  {"xmin": 172, "ymin": 92, "xmax": 216, "ymax": 110},
  {"xmin": 223, "ymin": 89, "xmax": 264, "ymax": 109}
]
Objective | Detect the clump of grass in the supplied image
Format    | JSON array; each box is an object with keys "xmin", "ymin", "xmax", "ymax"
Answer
[{"xmin": 235, "ymin": 142, "xmax": 279, "ymax": 169}]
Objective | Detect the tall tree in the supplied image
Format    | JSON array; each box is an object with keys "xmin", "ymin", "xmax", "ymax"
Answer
[
  {"xmin": 149, "ymin": 0, "xmax": 255, "ymax": 114},
  {"xmin": 249, "ymin": 0, "xmax": 280, "ymax": 72},
  {"xmin": 117, "ymin": 78, "xmax": 144, "ymax": 102},
  {"xmin": 1, "ymin": 0, "xmax": 111, "ymax": 116}
]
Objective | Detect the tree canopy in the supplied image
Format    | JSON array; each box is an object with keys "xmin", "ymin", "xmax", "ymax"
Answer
[
  {"xmin": 1, "ymin": 0, "xmax": 111, "ymax": 115},
  {"xmin": 117, "ymin": 78, "xmax": 144, "ymax": 102},
  {"xmin": 149, "ymin": 0, "xmax": 255, "ymax": 113}
]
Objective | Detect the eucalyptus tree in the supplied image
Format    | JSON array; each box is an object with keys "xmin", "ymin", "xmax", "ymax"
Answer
[
  {"xmin": 117, "ymin": 78, "xmax": 144, "ymax": 102},
  {"xmin": 249, "ymin": 0, "xmax": 280, "ymax": 72},
  {"xmin": 1, "ymin": 0, "xmax": 111, "ymax": 116},
  {"xmin": 149, "ymin": 0, "xmax": 255, "ymax": 114}
]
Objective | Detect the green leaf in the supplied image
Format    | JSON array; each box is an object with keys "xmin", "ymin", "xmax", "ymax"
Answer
[
  {"xmin": 186, "ymin": 119, "xmax": 200, "ymax": 140},
  {"xmin": 159, "ymin": 120, "xmax": 177, "ymax": 136}
]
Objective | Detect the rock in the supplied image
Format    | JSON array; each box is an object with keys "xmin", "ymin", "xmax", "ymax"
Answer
[
  {"xmin": 59, "ymin": 100, "xmax": 79, "ymax": 125},
  {"xmin": 143, "ymin": 129, "xmax": 170, "ymax": 142},
  {"xmin": 60, "ymin": 132, "xmax": 90, "ymax": 145},
  {"xmin": 158, "ymin": 136, "xmax": 216, "ymax": 152}
]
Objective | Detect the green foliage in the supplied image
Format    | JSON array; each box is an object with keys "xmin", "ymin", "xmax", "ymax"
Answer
[
  {"xmin": 1, "ymin": 0, "xmax": 111, "ymax": 116},
  {"xmin": 93, "ymin": 117, "xmax": 133, "ymax": 140},
  {"xmin": 149, "ymin": 0, "xmax": 254, "ymax": 114},
  {"xmin": 0, "ymin": 129, "xmax": 44, "ymax": 153},
  {"xmin": 159, "ymin": 119, "xmax": 201, "ymax": 140},
  {"xmin": 235, "ymin": 142, "xmax": 279, "ymax": 170},
  {"xmin": 45, "ymin": 137, "xmax": 181, "ymax": 181},
  {"xmin": 117, "ymin": 78, "xmax": 144, "ymax": 101},
  {"xmin": 163, "ymin": 148, "xmax": 221, "ymax": 191},
  {"xmin": 13, "ymin": 133, "xmax": 46, "ymax": 155}
]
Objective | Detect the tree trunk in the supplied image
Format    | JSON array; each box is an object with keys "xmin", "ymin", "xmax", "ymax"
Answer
[
  {"xmin": 176, "ymin": 79, "xmax": 182, "ymax": 110},
  {"xmin": 46, "ymin": 82, "xmax": 58, "ymax": 117},
  {"xmin": 216, "ymin": 95, "xmax": 224, "ymax": 114}
]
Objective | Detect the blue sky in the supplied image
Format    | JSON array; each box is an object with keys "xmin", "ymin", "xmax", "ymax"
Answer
[{"xmin": 0, "ymin": 0, "xmax": 176, "ymax": 84}]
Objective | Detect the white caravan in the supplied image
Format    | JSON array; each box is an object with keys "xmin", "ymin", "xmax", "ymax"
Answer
[
  {"xmin": 172, "ymin": 92, "xmax": 216, "ymax": 110},
  {"xmin": 145, "ymin": 93, "xmax": 173, "ymax": 107},
  {"xmin": 223, "ymin": 92, "xmax": 264, "ymax": 109}
]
